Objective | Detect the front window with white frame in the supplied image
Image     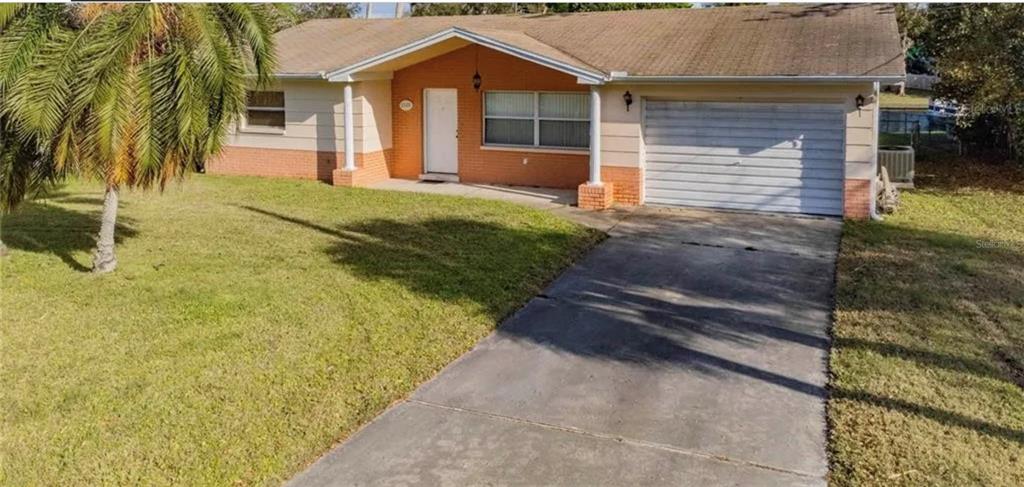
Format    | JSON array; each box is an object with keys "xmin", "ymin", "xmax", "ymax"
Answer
[
  {"xmin": 243, "ymin": 91, "xmax": 285, "ymax": 131},
  {"xmin": 484, "ymin": 91, "xmax": 590, "ymax": 149}
]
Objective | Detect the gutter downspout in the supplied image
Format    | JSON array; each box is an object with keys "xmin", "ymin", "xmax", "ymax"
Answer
[{"xmin": 870, "ymin": 81, "xmax": 884, "ymax": 221}]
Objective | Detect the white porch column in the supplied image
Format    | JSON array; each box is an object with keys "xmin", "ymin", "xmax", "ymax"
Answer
[
  {"xmin": 588, "ymin": 85, "xmax": 602, "ymax": 185},
  {"xmin": 343, "ymin": 83, "xmax": 356, "ymax": 171}
]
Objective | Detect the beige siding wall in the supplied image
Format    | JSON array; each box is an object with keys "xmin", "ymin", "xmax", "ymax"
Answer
[
  {"xmin": 597, "ymin": 83, "xmax": 877, "ymax": 179},
  {"xmin": 358, "ymin": 79, "xmax": 393, "ymax": 152},
  {"xmin": 225, "ymin": 79, "xmax": 392, "ymax": 155}
]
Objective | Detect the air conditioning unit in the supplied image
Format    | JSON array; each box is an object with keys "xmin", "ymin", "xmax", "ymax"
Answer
[{"xmin": 878, "ymin": 145, "xmax": 915, "ymax": 188}]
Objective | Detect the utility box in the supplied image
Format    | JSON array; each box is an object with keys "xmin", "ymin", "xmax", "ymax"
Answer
[{"xmin": 878, "ymin": 145, "xmax": 915, "ymax": 188}]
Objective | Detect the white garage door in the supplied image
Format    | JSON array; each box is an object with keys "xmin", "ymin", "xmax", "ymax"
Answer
[{"xmin": 644, "ymin": 101, "xmax": 846, "ymax": 216}]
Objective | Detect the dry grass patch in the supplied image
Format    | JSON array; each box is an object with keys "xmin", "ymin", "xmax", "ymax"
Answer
[{"xmin": 829, "ymin": 155, "xmax": 1024, "ymax": 485}]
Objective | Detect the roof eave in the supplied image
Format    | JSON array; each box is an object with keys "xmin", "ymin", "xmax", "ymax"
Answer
[
  {"xmin": 273, "ymin": 72, "xmax": 327, "ymax": 80},
  {"xmin": 607, "ymin": 74, "xmax": 906, "ymax": 84}
]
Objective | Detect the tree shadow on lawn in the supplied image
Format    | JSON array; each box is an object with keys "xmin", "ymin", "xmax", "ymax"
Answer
[
  {"xmin": 243, "ymin": 204, "xmax": 1022, "ymax": 444},
  {"xmin": 836, "ymin": 219, "xmax": 1024, "ymax": 444},
  {"xmin": 242, "ymin": 204, "xmax": 834, "ymax": 396},
  {"xmin": 240, "ymin": 205, "xmax": 596, "ymax": 321},
  {"xmin": 2, "ymin": 199, "xmax": 137, "ymax": 272},
  {"xmin": 831, "ymin": 387, "xmax": 1024, "ymax": 445}
]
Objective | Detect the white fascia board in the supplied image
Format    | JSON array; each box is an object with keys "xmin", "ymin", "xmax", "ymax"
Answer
[
  {"xmin": 274, "ymin": 72, "xmax": 326, "ymax": 80},
  {"xmin": 331, "ymin": 72, "xmax": 395, "ymax": 83},
  {"xmin": 324, "ymin": 27, "xmax": 606, "ymax": 85},
  {"xmin": 607, "ymin": 74, "xmax": 906, "ymax": 84}
]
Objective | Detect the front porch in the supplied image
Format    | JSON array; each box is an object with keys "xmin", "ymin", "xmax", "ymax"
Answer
[{"xmin": 333, "ymin": 33, "xmax": 622, "ymax": 210}]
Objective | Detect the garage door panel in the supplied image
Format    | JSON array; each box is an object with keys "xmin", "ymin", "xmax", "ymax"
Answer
[
  {"xmin": 645, "ymin": 126, "xmax": 844, "ymax": 142},
  {"xmin": 646, "ymin": 100, "xmax": 843, "ymax": 113},
  {"xmin": 648, "ymin": 100, "xmax": 843, "ymax": 112},
  {"xmin": 644, "ymin": 136, "xmax": 844, "ymax": 152},
  {"xmin": 646, "ymin": 180, "xmax": 843, "ymax": 200},
  {"xmin": 646, "ymin": 107, "xmax": 843, "ymax": 122},
  {"xmin": 643, "ymin": 101, "xmax": 845, "ymax": 216},
  {"xmin": 646, "ymin": 144, "xmax": 843, "ymax": 161},
  {"xmin": 645, "ymin": 153, "xmax": 842, "ymax": 171},
  {"xmin": 646, "ymin": 162, "xmax": 844, "ymax": 181},
  {"xmin": 644, "ymin": 113, "xmax": 844, "ymax": 128},
  {"xmin": 644, "ymin": 171, "xmax": 844, "ymax": 190},
  {"xmin": 645, "ymin": 196, "xmax": 842, "ymax": 216},
  {"xmin": 646, "ymin": 187, "xmax": 840, "ymax": 208}
]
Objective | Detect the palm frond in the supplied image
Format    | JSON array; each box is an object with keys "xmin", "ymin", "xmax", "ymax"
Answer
[
  {"xmin": 0, "ymin": 3, "xmax": 25, "ymax": 32},
  {"xmin": 1, "ymin": 2, "xmax": 278, "ymax": 193},
  {"xmin": 0, "ymin": 117, "xmax": 58, "ymax": 212}
]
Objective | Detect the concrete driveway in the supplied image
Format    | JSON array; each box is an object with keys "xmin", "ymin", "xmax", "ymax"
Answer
[{"xmin": 290, "ymin": 206, "xmax": 842, "ymax": 486}]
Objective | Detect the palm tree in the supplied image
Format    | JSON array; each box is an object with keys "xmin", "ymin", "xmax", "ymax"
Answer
[
  {"xmin": 0, "ymin": 117, "xmax": 57, "ymax": 256},
  {"xmin": 0, "ymin": 3, "xmax": 277, "ymax": 272}
]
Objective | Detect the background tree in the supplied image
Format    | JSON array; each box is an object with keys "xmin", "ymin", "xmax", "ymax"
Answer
[
  {"xmin": 0, "ymin": 3, "xmax": 278, "ymax": 272},
  {"xmin": 265, "ymin": 4, "xmax": 358, "ymax": 31},
  {"xmin": 294, "ymin": 3, "xmax": 357, "ymax": 21},
  {"xmin": 923, "ymin": 4, "xmax": 1024, "ymax": 162},
  {"xmin": 543, "ymin": 3, "xmax": 691, "ymax": 13},
  {"xmin": 411, "ymin": 3, "xmax": 689, "ymax": 16},
  {"xmin": 895, "ymin": 4, "xmax": 933, "ymax": 75},
  {"xmin": 412, "ymin": 3, "xmax": 525, "ymax": 16}
]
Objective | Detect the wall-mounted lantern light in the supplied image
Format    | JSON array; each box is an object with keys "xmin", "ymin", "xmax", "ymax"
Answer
[
  {"xmin": 855, "ymin": 94, "xmax": 865, "ymax": 111},
  {"xmin": 623, "ymin": 90, "xmax": 633, "ymax": 111},
  {"xmin": 473, "ymin": 71, "xmax": 482, "ymax": 91}
]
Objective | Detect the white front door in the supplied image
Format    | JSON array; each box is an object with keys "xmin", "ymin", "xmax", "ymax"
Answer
[{"xmin": 424, "ymin": 88, "xmax": 459, "ymax": 174}]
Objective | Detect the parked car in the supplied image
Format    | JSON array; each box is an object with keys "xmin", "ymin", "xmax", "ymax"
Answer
[{"xmin": 928, "ymin": 99, "xmax": 961, "ymax": 118}]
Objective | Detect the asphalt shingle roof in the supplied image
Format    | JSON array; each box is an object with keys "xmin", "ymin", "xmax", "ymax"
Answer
[{"xmin": 274, "ymin": 4, "xmax": 904, "ymax": 79}]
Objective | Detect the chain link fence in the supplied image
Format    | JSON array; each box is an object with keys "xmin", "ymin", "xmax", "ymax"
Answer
[{"xmin": 879, "ymin": 108, "xmax": 958, "ymax": 151}]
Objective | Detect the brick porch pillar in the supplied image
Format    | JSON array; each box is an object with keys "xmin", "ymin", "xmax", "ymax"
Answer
[{"xmin": 578, "ymin": 86, "xmax": 614, "ymax": 210}]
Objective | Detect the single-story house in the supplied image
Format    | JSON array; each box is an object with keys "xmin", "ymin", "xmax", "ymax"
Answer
[{"xmin": 210, "ymin": 4, "xmax": 904, "ymax": 218}]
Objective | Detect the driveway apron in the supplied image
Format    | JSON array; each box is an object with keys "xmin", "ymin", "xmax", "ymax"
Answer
[{"xmin": 289, "ymin": 206, "xmax": 842, "ymax": 486}]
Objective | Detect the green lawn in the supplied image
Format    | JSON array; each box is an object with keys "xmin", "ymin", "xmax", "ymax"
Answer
[
  {"xmin": 0, "ymin": 175, "xmax": 600, "ymax": 485},
  {"xmin": 880, "ymin": 88, "xmax": 931, "ymax": 109},
  {"xmin": 829, "ymin": 154, "xmax": 1024, "ymax": 485}
]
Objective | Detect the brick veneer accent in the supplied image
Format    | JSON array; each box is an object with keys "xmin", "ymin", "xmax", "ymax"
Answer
[
  {"xmin": 391, "ymin": 45, "xmax": 589, "ymax": 189},
  {"xmin": 332, "ymin": 150, "xmax": 393, "ymax": 187},
  {"xmin": 208, "ymin": 146, "xmax": 392, "ymax": 186},
  {"xmin": 208, "ymin": 146, "xmax": 337, "ymax": 182},
  {"xmin": 602, "ymin": 166, "xmax": 642, "ymax": 206},
  {"xmin": 844, "ymin": 178, "xmax": 872, "ymax": 219},
  {"xmin": 578, "ymin": 183, "xmax": 615, "ymax": 210}
]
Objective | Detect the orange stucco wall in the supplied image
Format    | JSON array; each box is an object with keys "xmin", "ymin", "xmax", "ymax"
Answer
[{"xmin": 390, "ymin": 45, "xmax": 590, "ymax": 189}]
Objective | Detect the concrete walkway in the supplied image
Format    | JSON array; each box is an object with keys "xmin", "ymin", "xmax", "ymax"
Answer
[
  {"xmin": 369, "ymin": 179, "xmax": 577, "ymax": 209},
  {"xmin": 290, "ymin": 184, "xmax": 842, "ymax": 486},
  {"xmin": 368, "ymin": 178, "xmax": 632, "ymax": 232}
]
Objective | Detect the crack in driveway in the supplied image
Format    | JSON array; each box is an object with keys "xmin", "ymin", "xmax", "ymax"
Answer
[{"xmin": 407, "ymin": 398, "xmax": 824, "ymax": 480}]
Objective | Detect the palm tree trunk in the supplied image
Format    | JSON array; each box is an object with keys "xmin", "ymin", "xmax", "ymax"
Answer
[{"xmin": 91, "ymin": 185, "xmax": 119, "ymax": 273}]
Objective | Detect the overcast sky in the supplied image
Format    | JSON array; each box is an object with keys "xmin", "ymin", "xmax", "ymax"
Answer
[{"xmin": 354, "ymin": 3, "xmax": 411, "ymax": 19}]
